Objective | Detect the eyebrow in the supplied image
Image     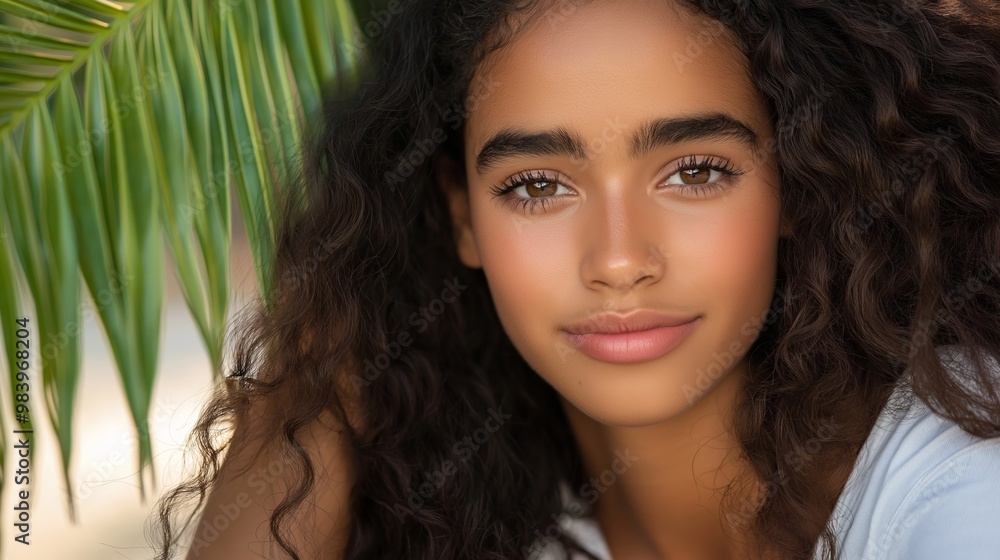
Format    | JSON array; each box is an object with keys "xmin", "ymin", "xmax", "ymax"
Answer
[{"xmin": 474, "ymin": 113, "xmax": 760, "ymax": 176}]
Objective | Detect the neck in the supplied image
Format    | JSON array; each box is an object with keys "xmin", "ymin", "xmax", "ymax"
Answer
[{"xmin": 560, "ymin": 358, "xmax": 765, "ymax": 560}]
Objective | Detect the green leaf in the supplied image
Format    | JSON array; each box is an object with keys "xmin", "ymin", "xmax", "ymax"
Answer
[
  {"xmin": 301, "ymin": 0, "xmax": 336, "ymax": 89},
  {"xmin": 0, "ymin": 137, "xmax": 45, "ymax": 300},
  {"xmin": 163, "ymin": 0, "xmax": 228, "ymax": 371},
  {"xmin": 21, "ymin": 100, "xmax": 82, "ymax": 520},
  {"xmin": 220, "ymin": 4, "xmax": 275, "ymax": 305},
  {"xmin": 273, "ymin": 0, "xmax": 320, "ymax": 121},
  {"xmin": 53, "ymin": 70, "xmax": 129, "ymax": 451},
  {"xmin": 189, "ymin": 0, "xmax": 232, "ymax": 236},
  {"xmin": 0, "ymin": 0, "xmax": 109, "ymax": 34},
  {"xmin": 329, "ymin": 0, "xmax": 363, "ymax": 87},
  {"xmin": 108, "ymin": 12, "xmax": 161, "ymax": 500},
  {"xmin": 85, "ymin": 39, "xmax": 149, "ymax": 503},
  {"xmin": 84, "ymin": 55, "xmax": 116, "ymax": 254},
  {"xmin": 142, "ymin": 2, "xmax": 221, "ymax": 372},
  {"xmin": 0, "ymin": 0, "xmax": 364, "ymax": 524},
  {"xmin": 254, "ymin": 0, "xmax": 301, "ymax": 185},
  {"xmin": 0, "ymin": 23, "xmax": 89, "ymax": 50},
  {"xmin": 0, "ymin": 44, "xmax": 76, "ymax": 65},
  {"xmin": 68, "ymin": 0, "xmax": 128, "ymax": 17},
  {"xmin": 0, "ymin": 0, "xmax": 150, "ymax": 142},
  {"xmin": 0, "ymin": 66, "xmax": 58, "ymax": 81}
]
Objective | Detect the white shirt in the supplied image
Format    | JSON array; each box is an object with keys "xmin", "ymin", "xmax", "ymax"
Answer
[{"xmin": 531, "ymin": 345, "xmax": 1000, "ymax": 560}]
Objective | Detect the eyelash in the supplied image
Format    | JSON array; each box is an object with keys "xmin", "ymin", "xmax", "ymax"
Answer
[{"xmin": 487, "ymin": 155, "xmax": 745, "ymax": 215}]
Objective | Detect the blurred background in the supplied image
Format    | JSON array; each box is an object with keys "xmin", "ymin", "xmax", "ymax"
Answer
[{"xmin": 0, "ymin": 210, "xmax": 259, "ymax": 560}]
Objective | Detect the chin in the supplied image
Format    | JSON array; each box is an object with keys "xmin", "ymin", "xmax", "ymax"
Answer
[{"xmin": 554, "ymin": 365, "xmax": 713, "ymax": 427}]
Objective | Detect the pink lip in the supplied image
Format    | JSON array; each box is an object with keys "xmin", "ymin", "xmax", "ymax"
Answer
[{"xmin": 562, "ymin": 316, "xmax": 701, "ymax": 364}]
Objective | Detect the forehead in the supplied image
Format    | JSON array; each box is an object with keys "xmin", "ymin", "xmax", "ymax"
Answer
[{"xmin": 465, "ymin": 0, "xmax": 771, "ymax": 160}]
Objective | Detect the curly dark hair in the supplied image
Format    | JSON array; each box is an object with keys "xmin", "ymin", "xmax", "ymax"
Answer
[{"xmin": 150, "ymin": 0, "xmax": 1000, "ymax": 559}]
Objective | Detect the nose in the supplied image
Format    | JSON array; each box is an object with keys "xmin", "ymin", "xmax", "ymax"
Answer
[{"xmin": 580, "ymin": 187, "xmax": 667, "ymax": 293}]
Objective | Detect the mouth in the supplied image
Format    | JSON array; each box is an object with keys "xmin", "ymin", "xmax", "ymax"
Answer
[{"xmin": 561, "ymin": 316, "xmax": 701, "ymax": 364}]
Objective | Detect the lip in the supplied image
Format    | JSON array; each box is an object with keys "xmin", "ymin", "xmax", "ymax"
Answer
[{"xmin": 561, "ymin": 310, "xmax": 701, "ymax": 364}]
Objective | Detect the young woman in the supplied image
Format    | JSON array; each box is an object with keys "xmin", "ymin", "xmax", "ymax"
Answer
[{"xmin": 152, "ymin": 0, "xmax": 1000, "ymax": 558}]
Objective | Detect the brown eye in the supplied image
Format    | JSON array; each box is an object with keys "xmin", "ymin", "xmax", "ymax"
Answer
[
  {"xmin": 525, "ymin": 181, "xmax": 559, "ymax": 197},
  {"xmin": 488, "ymin": 171, "xmax": 576, "ymax": 215},
  {"xmin": 661, "ymin": 154, "xmax": 744, "ymax": 194},
  {"xmin": 679, "ymin": 167, "xmax": 712, "ymax": 185}
]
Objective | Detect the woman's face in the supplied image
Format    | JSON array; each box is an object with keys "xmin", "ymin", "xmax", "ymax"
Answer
[{"xmin": 443, "ymin": 0, "xmax": 786, "ymax": 427}]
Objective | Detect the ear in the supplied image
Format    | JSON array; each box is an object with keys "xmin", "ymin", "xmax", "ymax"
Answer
[{"xmin": 433, "ymin": 151, "xmax": 483, "ymax": 269}]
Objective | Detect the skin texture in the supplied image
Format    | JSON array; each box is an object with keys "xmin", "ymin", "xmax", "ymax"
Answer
[{"xmin": 440, "ymin": 0, "xmax": 790, "ymax": 557}]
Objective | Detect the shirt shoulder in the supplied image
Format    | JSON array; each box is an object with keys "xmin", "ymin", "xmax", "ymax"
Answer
[
  {"xmin": 528, "ymin": 482, "xmax": 612, "ymax": 560},
  {"xmin": 818, "ymin": 345, "xmax": 1000, "ymax": 560},
  {"xmin": 887, "ymin": 435, "xmax": 1000, "ymax": 560}
]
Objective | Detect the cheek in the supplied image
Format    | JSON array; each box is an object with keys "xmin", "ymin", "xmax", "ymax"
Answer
[
  {"xmin": 682, "ymin": 189, "xmax": 781, "ymax": 329},
  {"xmin": 473, "ymin": 211, "xmax": 574, "ymax": 334}
]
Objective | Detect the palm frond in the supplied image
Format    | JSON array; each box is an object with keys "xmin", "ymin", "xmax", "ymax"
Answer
[{"xmin": 0, "ymin": 0, "xmax": 363, "ymax": 547}]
